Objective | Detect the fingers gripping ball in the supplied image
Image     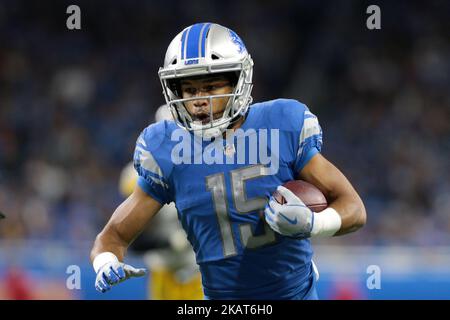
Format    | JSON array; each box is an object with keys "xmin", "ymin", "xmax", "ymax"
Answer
[{"xmin": 273, "ymin": 180, "xmax": 327, "ymax": 212}]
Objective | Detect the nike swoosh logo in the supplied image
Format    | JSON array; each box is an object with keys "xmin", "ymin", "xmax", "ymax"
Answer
[{"xmin": 279, "ymin": 213, "xmax": 297, "ymax": 225}]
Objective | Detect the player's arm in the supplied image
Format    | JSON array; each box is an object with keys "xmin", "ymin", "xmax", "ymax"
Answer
[
  {"xmin": 265, "ymin": 154, "xmax": 366, "ymax": 238},
  {"xmin": 91, "ymin": 184, "xmax": 162, "ymax": 261},
  {"xmin": 299, "ymin": 153, "xmax": 366, "ymax": 236},
  {"xmin": 264, "ymin": 101, "xmax": 365, "ymax": 239},
  {"xmin": 90, "ymin": 184, "xmax": 162, "ymax": 292}
]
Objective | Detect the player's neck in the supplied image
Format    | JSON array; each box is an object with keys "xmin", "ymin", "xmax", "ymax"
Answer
[{"xmin": 221, "ymin": 116, "xmax": 245, "ymax": 138}]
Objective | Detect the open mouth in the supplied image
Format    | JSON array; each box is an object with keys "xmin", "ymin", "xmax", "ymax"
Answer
[
  {"xmin": 193, "ymin": 112, "xmax": 224, "ymax": 124},
  {"xmin": 194, "ymin": 113, "xmax": 211, "ymax": 124}
]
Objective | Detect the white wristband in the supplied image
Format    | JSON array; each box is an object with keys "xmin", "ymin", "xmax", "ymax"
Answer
[
  {"xmin": 93, "ymin": 252, "xmax": 119, "ymax": 273},
  {"xmin": 311, "ymin": 207, "xmax": 342, "ymax": 238}
]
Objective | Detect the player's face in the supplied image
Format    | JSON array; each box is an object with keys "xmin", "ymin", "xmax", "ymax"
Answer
[{"xmin": 180, "ymin": 75, "xmax": 233, "ymax": 124}]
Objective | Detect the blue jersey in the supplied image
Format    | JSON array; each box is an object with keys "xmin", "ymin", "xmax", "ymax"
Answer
[{"xmin": 134, "ymin": 99, "xmax": 323, "ymax": 299}]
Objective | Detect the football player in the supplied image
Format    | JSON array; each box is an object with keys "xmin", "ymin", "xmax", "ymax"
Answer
[{"xmin": 90, "ymin": 23, "xmax": 366, "ymax": 299}]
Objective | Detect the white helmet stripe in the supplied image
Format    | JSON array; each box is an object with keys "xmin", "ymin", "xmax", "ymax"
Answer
[
  {"xmin": 180, "ymin": 28, "xmax": 188, "ymax": 60},
  {"xmin": 199, "ymin": 23, "xmax": 212, "ymax": 58}
]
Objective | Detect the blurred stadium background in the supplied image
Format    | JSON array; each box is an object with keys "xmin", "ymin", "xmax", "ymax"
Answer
[{"xmin": 0, "ymin": 0, "xmax": 449, "ymax": 299}]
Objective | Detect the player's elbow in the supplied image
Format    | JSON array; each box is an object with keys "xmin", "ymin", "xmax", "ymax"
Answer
[{"xmin": 352, "ymin": 198, "xmax": 367, "ymax": 231}]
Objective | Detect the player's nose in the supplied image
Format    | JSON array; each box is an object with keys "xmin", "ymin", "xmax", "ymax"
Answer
[{"xmin": 192, "ymin": 93, "xmax": 209, "ymax": 108}]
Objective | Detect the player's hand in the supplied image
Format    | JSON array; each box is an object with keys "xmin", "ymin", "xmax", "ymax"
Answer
[
  {"xmin": 264, "ymin": 186, "xmax": 314, "ymax": 239},
  {"xmin": 95, "ymin": 260, "xmax": 147, "ymax": 293}
]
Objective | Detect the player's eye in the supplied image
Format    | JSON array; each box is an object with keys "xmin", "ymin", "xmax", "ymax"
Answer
[
  {"xmin": 204, "ymin": 82, "xmax": 229, "ymax": 92},
  {"xmin": 184, "ymin": 87, "xmax": 197, "ymax": 95},
  {"xmin": 203, "ymin": 85, "xmax": 215, "ymax": 92}
]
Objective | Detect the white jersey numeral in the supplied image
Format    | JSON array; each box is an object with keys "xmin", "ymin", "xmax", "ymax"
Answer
[{"xmin": 206, "ymin": 165, "xmax": 276, "ymax": 257}]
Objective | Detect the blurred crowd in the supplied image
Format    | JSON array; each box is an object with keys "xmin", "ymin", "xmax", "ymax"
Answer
[{"xmin": 0, "ymin": 0, "xmax": 449, "ymax": 247}]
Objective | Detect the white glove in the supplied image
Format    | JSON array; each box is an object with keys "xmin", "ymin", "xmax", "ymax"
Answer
[
  {"xmin": 264, "ymin": 186, "xmax": 314, "ymax": 239},
  {"xmin": 94, "ymin": 252, "xmax": 147, "ymax": 293}
]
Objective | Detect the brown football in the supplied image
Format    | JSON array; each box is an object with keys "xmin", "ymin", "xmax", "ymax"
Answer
[{"xmin": 273, "ymin": 180, "xmax": 328, "ymax": 212}]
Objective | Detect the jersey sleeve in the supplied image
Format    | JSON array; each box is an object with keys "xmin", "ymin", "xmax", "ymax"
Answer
[
  {"xmin": 133, "ymin": 124, "xmax": 173, "ymax": 205},
  {"xmin": 292, "ymin": 105, "xmax": 323, "ymax": 173}
]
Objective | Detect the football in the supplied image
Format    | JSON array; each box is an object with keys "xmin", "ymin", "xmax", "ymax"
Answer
[{"xmin": 273, "ymin": 180, "xmax": 328, "ymax": 212}]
